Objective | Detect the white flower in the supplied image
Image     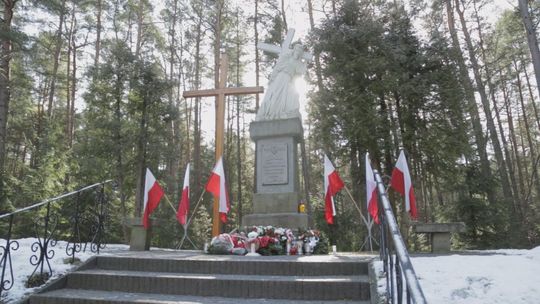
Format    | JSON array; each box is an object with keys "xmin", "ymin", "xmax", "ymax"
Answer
[{"xmin": 248, "ymin": 231, "xmax": 259, "ymax": 239}]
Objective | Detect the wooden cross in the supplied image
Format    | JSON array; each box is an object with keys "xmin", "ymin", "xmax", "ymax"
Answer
[
  {"xmin": 258, "ymin": 28, "xmax": 313, "ymax": 62},
  {"xmin": 183, "ymin": 53, "xmax": 264, "ymax": 237}
]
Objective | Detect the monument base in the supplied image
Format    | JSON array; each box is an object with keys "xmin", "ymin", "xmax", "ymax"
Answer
[
  {"xmin": 243, "ymin": 213, "xmax": 309, "ymax": 230},
  {"xmin": 125, "ymin": 217, "xmax": 152, "ymax": 251},
  {"xmin": 242, "ymin": 117, "xmax": 309, "ymax": 230},
  {"xmin": 252, "ymin": 192, "xmax": 300, "ymax": 213}
]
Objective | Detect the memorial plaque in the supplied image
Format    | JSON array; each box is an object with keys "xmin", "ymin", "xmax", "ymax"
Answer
[{"xmin": 261, "ymin": 142, "xmax": 288, "ymax": 185}]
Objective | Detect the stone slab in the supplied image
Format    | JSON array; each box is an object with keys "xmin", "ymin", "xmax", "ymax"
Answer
[
  {"xmin": 432, "ymin": 232, "xmax": 452, "ymax": 253},
  {"xmin": 30, "ymin": 288, "xmax": 370, "ymax": 304},
  {"xmin": 256, "ymin": 137, "xmax": 299, "ymax": 194},
  {"xmin": 249, "ymin": 117, "xmax": 303, "ymax": 141},
  {"xmin": 253, "ymin": 192, "xmax": 300, "ymax": 213},
  {"xmin": 242, "ymin": 213, "xmax": 309, "ymax": 230},
  {"xmin": 412, "ymin": 222, "xmax": 466, "ymax": 233},
  {"xmin": 125, "ymin": 217, "xmax": 152, "ymax": 251},
  {"xmin": 65, "ymin": 269, "xmax": 368, "ymax": 300},
  {"xmin": 95, "ymin": 256, "xmax": 370, "ymax": 276}
]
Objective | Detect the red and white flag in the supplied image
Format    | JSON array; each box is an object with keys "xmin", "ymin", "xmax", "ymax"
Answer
[
  {"xmin": 365, "ymin": 153, "xmax": 379, "ymax": 224},
  {"xmin": 205, "ymin": 157, "xmax": 230, "ymax": 223},
  {"xmin": 176, "ymin": 164, "xmax": 190, "ymax": 226},
  {"xmin": 390, "ymin": 150, "xmax": 417, "ymax": 219},
  {"xmin": 142, "ymin": 168, "xmax": 164, "ymax": 229},
  {"xmin": 324, "ymin": 154, "xmax": 345, "ymax": 224}
]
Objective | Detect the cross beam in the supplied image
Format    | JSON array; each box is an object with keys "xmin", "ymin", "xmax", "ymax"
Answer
[
  {"xmin": 183, "ymin": 53, "xmax": 263, "ymax": 237},
  {"xmin": 183, "ymin": 86, "xmax": 264, "ymax": 98},
  {"xmin": 258, "ymin": 28, "xmax": 313, "ymax": 62}
]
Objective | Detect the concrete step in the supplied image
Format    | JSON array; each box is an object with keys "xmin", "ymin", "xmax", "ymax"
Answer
[
  {"xmin": 64, "ymin": 269, "xmax": 370, "ymax": 301},
  {"xmin": 94, "ymin": 255, "xmax": 369, "ymax": 276},
  {"xmin": 29, "ymin": 289, "xmax": 371, "ymax": 304}
]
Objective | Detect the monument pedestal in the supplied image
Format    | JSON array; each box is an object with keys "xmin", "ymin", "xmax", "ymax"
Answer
[
  {"xmin": 125, "ymin": 217, "xmax": 153, "ymax": 251},
  {"xmin": 242, "ymin": 117, "xmax": 309, "ymax": 229}
]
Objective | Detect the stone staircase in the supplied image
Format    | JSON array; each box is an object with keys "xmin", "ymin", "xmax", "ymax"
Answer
[{"xmin": 27, "ymin": 251, "xmax": 373, "ymax": 304}]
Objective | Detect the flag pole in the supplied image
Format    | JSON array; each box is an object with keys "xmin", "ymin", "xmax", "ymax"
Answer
[
  {"xmin": 342, "ymin": 184, "xmax": 369, "ymax": 226},
  {"xmin": 162, "ymin": 194, "xmax": 178, "ymax": 214},
  {"xmin": 343, "ymin": 184, "xmax": 378, "ymax": 251},
  {"xmin": 178, "ymin": 189, "xmax": 206, "ymax": 249}
]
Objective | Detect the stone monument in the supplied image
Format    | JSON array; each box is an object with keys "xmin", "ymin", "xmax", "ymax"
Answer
[{"xmin": 242, "ymin": 29, "xmax": 312, "ymax": 229}]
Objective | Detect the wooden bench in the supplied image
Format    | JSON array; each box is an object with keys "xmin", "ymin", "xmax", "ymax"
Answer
[{"xmin": 412, "ymin": 222, "xmax": 466, "ymax": 253}]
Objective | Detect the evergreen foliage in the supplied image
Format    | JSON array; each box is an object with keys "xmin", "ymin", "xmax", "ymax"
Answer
[{"xmin": 0, "ymin": 0, "xmax": 539, "ymax": 251}]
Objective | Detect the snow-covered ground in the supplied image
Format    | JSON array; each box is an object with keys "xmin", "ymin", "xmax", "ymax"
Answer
[
  {"xmin": 0, "ymin": 238, "xmax": 129, "ymax": 303},
  {"xmin": 413, "ymin": 248, "xmax": 540, "ymax": 304},
  {"xmin": 2, "ymin": 238, "xmax": 540, "ymax": 303},
  {"xmin": 375, "ymin": 247, "xmax": 540, "ymax": 304}
]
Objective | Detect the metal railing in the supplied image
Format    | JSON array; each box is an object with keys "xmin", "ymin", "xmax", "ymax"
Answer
[
  {"xmin": 373, "ymin": 170, "xmax": 427, "ymax": 304},
  {"xmin": 0, "ymin": 180, "xmax": 114, "ymax": 299}
]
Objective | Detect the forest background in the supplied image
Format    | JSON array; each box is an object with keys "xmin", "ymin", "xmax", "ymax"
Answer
[{"xmin": 1, "ymin": 0, "xmax": 539, "ymax": 251}]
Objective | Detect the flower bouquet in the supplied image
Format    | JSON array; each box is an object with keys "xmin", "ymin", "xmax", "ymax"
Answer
[{"xmin": 205, "ymin": 226, "xmax": 327, "ymax": 256}]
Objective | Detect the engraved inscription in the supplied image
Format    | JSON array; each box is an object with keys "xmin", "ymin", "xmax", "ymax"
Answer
[{"xmin": 261, "ymin": 143, "xmax": 288, "ymax": 185}]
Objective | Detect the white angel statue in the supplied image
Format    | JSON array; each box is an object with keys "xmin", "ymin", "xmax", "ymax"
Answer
[{"xmin": 256, "ymin": 42, "xmax": 309, "ymax": 121}]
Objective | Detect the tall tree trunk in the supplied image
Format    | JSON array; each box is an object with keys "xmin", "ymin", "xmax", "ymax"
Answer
[
  {"xmin": 507, "ymin": 93, "xmax": 527, "ymax": 216},
  {"xmin": 70, "ymin": 34, "xmax": 77, "ymax": 147},
  {"xmin": 387, "ymin": 98, "xmax": 401, "ymax": 176},
  {"xmin": 518, "ymin": 0, "xmax": 540, "ymax": 99},
  {"xmin": 134, "ymin": 88, "xmax": 149, "ymax": 216},
  {"xmin": 94, "ymin": 0, "xmax": 102, "ymax": 66},
  {"xmin": 493, "ymin": 73, "xmax": 521, "ymax": 211},
  {"xmin": 500, "ymin": 68, "xmax": 525, "ymax": 217},
  {"xmin": 114, "ymin": 75, "xmax": 129, "ymax": 242},
  {"xmin": 445, "ymin": 0, "xmax": 496, "ymax": 203},
  {"xmin": 235, "ymin": 11, "xmax": 243, "ymax": 224},
  {"xmin": 280, "ymin": 0, "xmax": 288, "ymax": 31},
  {"xmin": 178, "ymin": 24, "xmax": 190, "ymax": 166},
  {"xmin": 377, "ymin": 80, "xmax": 394, "ymax": 175},
  {"xmin": 135, "ymin": 0, "xmax": 145, "ymax": 58},
  {"xmin": 513, "ymin": 58, "xmax": 540, "ymax": 201},
  {"xmin": 166, "ymin": 0, "xmax": 180, "ymax": 198},
  {"xmin": 66, "ymin": 6, "xmax": 73, "ymax": 146},
  {"xmin": 0, "ymin": 0, "xmax": 17, "ymax": 202},
  {"xmin": 254, "ymin": 0, "xmax": 260, "ymax": 111},
  {"xmin": 47, "ymin": 0, "xmax": 67, "ymax": 117},
  {"xmin": 307, "ymin": 0, "xmax": 324, "ymax": 91},
  {"xmin": 214, "ymin": 0, "xmax": 223, "ymax": 88},
  {"xmin": 455, "ymin": 0, "xmax": 513, "ymax": 203},
  {"xmin": 516, "ymin": 107, "xmax": 530, "ymax": 179},
  {"xmin": 472, "ymin": 1, "xmax": 518, "ymax": 209},
  {"xmin": 521, "ymin": 57, "xmax": 540, "ymax": 130},
  {"xmin": 193, "ymin": 13, "xmax": 203, "ymax": 197}
]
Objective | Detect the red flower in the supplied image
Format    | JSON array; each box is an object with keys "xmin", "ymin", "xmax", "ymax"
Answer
[
  {"xmin": 259, "ymin": 236, "xmax": 271, "ymax": 248},
  {"xmin": 289, "ymin": 247, "xmax": 298, "ymax": 255}
]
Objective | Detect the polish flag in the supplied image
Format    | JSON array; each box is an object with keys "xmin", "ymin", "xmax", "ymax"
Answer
[
  {"xmin": 142, "ymin": 168, "xmax": 164, "ymax": 229},
  {"xmin": 390, "ymin": 150, "xmax": 417, "ymax": 219},
  {"xmin": 176, "ymin": 164, "xmax": 190, "ymax": 226},
  {"xmin": 205, "ymin": 157, "xmax": 230, "ymax": 223},
  {"xmin": 324, "ymin": 154, "xmax": 345, "ymax": 224},
  {"xmin": 365, "ymin": 153, "xmax": 379, "ymax": 224}
]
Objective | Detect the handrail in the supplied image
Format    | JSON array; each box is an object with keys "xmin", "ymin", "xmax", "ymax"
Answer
[
  {"xmin": 0, "ymin": 180, "xmax": 114, "ymax": 299},
  {"xmin": 373, "ymin": 170, "xmax": 427, "ymax": 304},
  {"xmin": 0, "ymin": 180, "xmax": 114, "ymax": 220}
]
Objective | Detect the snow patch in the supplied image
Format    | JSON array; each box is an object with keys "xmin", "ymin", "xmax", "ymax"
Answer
[
  {"xmin": 0, "ymin": 238, "xmax": 128, "ymax": 303},
  {"xmin": 409, "ymin": 249, "xmax": 540, "ymax": 304}
]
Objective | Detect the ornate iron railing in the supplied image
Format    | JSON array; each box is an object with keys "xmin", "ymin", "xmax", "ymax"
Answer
[
  {"xmin": 373, "ymin": 170, "xmax": 427, "ymax": 304},
  {"xmin": 0, "ymin": 180, "xmax": 113, "ymax": 299}
]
